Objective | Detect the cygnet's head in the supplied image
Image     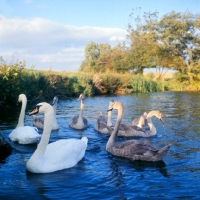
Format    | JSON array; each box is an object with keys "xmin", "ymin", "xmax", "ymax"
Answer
[
  {"xmin": 77, "ymin": 94, "xmax": 86, "ymax": 101},
  {"xmin": 52, "ymin": 96, "xmax": 58, "ymax": 105},
  {"xmin": 107, "ymin": 101, "xmax": 123, "ymax": 111}
]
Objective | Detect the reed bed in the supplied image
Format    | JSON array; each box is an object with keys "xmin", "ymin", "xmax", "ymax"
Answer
[{"xmin": 0, "ymin": 60, "xmax": 181, "ymax": 106}]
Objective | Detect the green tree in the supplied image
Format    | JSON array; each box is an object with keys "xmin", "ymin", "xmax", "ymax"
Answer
[
  {"xmin": 80, "ymin": 42, "xmax": 111, "ymax": 72},
  {"xmin": 156, "ymin": 11, "xmax": 200, "ymax": 83},
  {"xmin": 128, "ymin": 10, "xmax": 200, "ymax": 81}
]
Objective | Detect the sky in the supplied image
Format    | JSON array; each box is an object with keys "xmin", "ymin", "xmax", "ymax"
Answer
[{"xmin": 0, "ymin": 0, "xmax": 200, "ymax": 72}]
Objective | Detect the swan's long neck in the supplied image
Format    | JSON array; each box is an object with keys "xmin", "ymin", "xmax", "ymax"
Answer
[
  {"xmin": 107, "ymin": 110, "xmax": 112, "ymax": 126},
  {"xmin": 147, "ymin": 111, "xmax": 157, "ymax": 118},
  {"xmin": 33, "ymin": 109, "xmax": 54, "ymax": 158},
  {"xmin": 17, "ymin": 97, "xmax": 27, "ymax": 127},
  {"xmin": 53, "ymin": 102, "xmax": 57, "ymax": 116},
  {"xmin": 137, "ymin": 116, "xmax": 145, "ymax": 128},
  {"xmin": 79, "ymin": 99, "xmax": 84, "ymax": 118},
  {"xmin": 147, "ymin": 117, "xmax": 156, "ymax": 135},
  {"xmin": 53, "ymin": 102, "xmax": 57, "ymax": 123},
  {"xmin": 106, "ymin": 105, "xmax": 123, "ymax": 148}
]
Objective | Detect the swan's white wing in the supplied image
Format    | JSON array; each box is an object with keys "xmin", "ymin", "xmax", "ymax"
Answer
[
  {"xmin": 9, "ymin": 126, "xmax": 40, "ymax": 144},
  {"xmin": 42, "ymin": 138, "xmax": 88, "ymax": 172}
]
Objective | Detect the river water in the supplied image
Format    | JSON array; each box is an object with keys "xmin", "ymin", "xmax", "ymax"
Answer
[{"xmin": 0, "ymin": 92, "xmax": 200, "ymax": 199}]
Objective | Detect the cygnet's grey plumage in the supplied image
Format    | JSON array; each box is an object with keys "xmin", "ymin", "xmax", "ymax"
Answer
[
  {"xmin": 107, "ymin": 110, "xmax": 164, "ymax": 137},
  {"xmin": 132, "ymin": 112, "xmax": 148, "ymax": 128},
  {"xmin": 94, "ymin": 100, "xmax": 114, "ymax": 134},
  {"xmin": 106, "ymin": 101, "xmax": 171, "ymax": 162},
  {"xmin": 69, "ymin": 94, "xmax": 89, "ymax": 130}
]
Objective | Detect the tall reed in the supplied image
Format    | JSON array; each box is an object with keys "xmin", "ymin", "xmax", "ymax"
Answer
[{"xmin": 131, "ymin": 75, "xmax": 163, "ymax": 92}]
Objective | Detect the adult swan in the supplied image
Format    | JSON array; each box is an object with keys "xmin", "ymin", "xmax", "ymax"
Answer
[
  {"xmin": 8, "ymin": 94, "xmax": 40, "ymax": 144},
  {"xmin": 27, "ymin": 102, "xmax": 88, "ymax": 173},
  {"xmin": 106, "ymin": 101, "xmax": 171, "ymax": 162}
]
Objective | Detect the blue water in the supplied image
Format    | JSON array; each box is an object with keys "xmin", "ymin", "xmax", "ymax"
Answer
[{"xmin": 0, "ymin": 92, "xmax": 200, "ymax": 199}]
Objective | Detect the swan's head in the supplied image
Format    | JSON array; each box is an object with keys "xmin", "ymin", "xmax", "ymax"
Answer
[
  {"xmin": 107, "ymin": 101, "xmax": 123, "ymax": 112},
  {"xmin": 29, "ymin": 102, "xmax": 53, "ymax": 116},
  {"xmin": 108, "ymin": 100, "xmax": 114, "ymax": 109},
  {"xmin": 155, "ymin": 110, "xmax": 164, "ymax": 123},
  {"xmin": 52, "ymin": 96, "xmax": 58, "ymax": 105},
  {"xmin": 143, "ymin": 112, "xmax": 148, "ymax": 118},
  {"xmin": 17, "ymin": 94, "xmax": 26, "ymax": 104},
  {"xmin": 77, "ymin": 94, "xmax": 85, "ymax": 101},
  {"xmin": 147, "ymin": 110, "xmax": 164, "ymax": 124}
]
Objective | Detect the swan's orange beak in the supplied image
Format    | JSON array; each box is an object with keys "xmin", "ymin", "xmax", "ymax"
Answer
[{"xmin": 29, "ymin": 107, "xmax": 39, "ymax": 116}]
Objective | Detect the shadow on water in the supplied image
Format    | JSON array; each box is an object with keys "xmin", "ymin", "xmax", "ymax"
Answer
[
  {"xmin": 131, "ymin": 160, "xmax": 168, "ymax": 177},
  {"xmin": 109, "ymin": 155, "xmax": 169, "ymax": 178},
  {"xmin": 0, "ymin": 133, "xmax": 13, "ymax": 162},
  {"xmin": 11, "ymin": 141, "xmax": 38, "ymax": 154}
]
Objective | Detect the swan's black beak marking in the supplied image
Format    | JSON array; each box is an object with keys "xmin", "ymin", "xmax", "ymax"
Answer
[
  {"xmin": 107, "ymin": 108, "xmax": 113, "ymax": 112},
  {"xmin": 29, "ymin": 106, "xmax": 39, "ymax": 116}
]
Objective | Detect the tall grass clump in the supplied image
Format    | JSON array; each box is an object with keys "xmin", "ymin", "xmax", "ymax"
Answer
[{"xmin": 131, "ymin": 75, "xmax": 163, "ymax": 92}]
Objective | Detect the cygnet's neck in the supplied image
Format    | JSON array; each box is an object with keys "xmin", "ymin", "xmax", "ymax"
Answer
[
  {"xmin": 53, "ymin": 102, "xmax": 57, "ymax": 116},
  {"xmin": 53, "ymin": 102, "xmax": 58, "ymax": 125},
  {"xmin": 107, "ymin": 105, "xmax": 123, "ymax": 148},
  {"xmin": 137, "ymin": 116, "xmax": 145, "ymax": 128},
  {"xmin": 79, "ymin": 100, "xmax": 84, "ymax": 118},
  {"xmin": 147, "ymin": 110, "xmax": 157, "ymax": 118},
  {"xmin": 147, "ymin": 117, "xmax": 156, "ymax": 135},
  {"xmin": 107, "ymin": 110, "xmax": 112, "ymax": 126}
]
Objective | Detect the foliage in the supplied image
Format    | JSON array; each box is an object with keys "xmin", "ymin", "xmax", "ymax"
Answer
[
  {"xmin": 80, "ymin": 42, "xmax": 112, "ymax": 73},
  {"xmin": 156, "ymin": 12, "xmax": 200, "ymax": 83},
  {"xmin": 80, "ymin": 10, "xmax": 200, "ymax": 86},
  {"xmin": 1, "ymin": 58, "xmax": 167, "ymax": 106},
  {"xmin": 66, "ymin": 73, "xmax": 94, "ymax": 96},
  {"xmin": 131, "ymin": 75, "xmax": 163, "ymax": 92},
  {"xmin": 0, "ymin": 59, "xmax": 26, "ymax": 102}
]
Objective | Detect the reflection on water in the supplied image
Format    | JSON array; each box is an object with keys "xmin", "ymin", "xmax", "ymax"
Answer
[{"xmin": 0, "ymin": 92, "xmax": 200, "ymax": 199}]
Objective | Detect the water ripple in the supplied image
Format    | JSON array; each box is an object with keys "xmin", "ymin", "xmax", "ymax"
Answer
[{"xmin": 0, "ymin": 92, "xmax": 200, "ymax": 199}]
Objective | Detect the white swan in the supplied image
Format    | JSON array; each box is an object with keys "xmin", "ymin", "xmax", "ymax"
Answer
[
  {"xmin": 106, "ymin": 101, "xmax": 171, "ymax": 161},
  {"xmin": 69, "ymin": 94, "xmax": 89, "ymax": 130},
  {"xmin": 94, "ymin": 100, "xmax": 113, "ymax": 134},
  {"xmin": 27, "ymin": 102, "xmax": 88, "ymax": 173},
  {"xmin": 8, "ymin": 94, "xmax": 41, "ymax": 144},
  {"xmin": 32, "ymin": 96, "xmax": 59, "ymax": 130}
]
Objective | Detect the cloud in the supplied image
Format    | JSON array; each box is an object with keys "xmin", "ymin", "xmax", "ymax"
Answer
[{"xmin": 0, "ymin": 16, "xmax": 127, "ymax": 71}]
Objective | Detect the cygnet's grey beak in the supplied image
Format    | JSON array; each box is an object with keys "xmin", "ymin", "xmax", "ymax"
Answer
[{"xmin": 160, "ymin": 118, "xmax": 164, "ymax": 124}]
